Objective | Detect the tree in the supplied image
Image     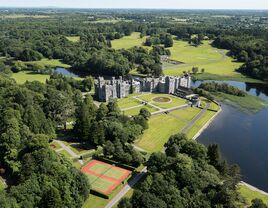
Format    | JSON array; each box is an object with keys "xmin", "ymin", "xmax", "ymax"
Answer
[
  {"xmin": 139, "ymin": 108, "xmax": 151, "ymax": 120},
  {"xmin": 192, "ymin": 67, "xmax": 199, "ymax": 74},
  {"xmin": 44, "ymin": 89, "xmax": 75, "ymax": 128},
  {"xmin": 250, "ymin": 199, "xmax": 268, "ymax": 208}
]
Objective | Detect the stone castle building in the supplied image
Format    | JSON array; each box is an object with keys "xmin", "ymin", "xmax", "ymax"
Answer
[{"xmin": 95, "ymin": 75, "xmax": 191, "ymax": 101}]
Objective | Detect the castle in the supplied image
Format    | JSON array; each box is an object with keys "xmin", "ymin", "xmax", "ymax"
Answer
[{"xmin": 95, "ymin": 75, "xmax": 192, "ymax": 101}]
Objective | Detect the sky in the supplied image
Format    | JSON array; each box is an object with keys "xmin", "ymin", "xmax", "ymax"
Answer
[{"xmin": 0, "ymin": 0, "xmax": 268, "ymax": 10}]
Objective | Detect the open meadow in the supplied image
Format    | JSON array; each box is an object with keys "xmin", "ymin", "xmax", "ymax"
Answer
[
  {"xmin": 12, "ymin": 71, "xmax": 50, "ymax": 84},
  {"xmin": 111, "ymin": 32, "xmax": 147, "ymax": 50}
]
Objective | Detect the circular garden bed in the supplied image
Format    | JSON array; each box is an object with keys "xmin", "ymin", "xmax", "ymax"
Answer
[{"xmin": 152, "ymin": 96, "xmax": 172, "ymax": 103}]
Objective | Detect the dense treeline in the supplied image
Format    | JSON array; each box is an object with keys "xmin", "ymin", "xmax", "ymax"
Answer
[
  {"xmin": 213, "ymin": 36, "xmax": 268, "ymax": 80},
  {"xmin": 144, "ymin": 33, "xmax": 173, "ymax": 48},
  {"xmin": 199, "ymin": 82, "xmax": 247, "ymax": 97},
  {"xmin": 118, "ymin": 134, "xmax": 243, "ymax": 208},
  {"xmin": 0, "ymin": 74, "xmax": 90, "ymax": 207},
  {"xmin": 73, "ymin": 97, "xmax": 150, "ymax": 166},
  {"xmin": 1, "ymin": 10, "xmax": 268, "ymax": 79}
]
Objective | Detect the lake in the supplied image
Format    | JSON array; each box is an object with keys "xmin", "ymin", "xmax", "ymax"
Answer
[
  {"xmin": 192, "ymin": 80, "xmax": 268, "ymax": 101},
  {"xmin": 54, "ymin": 67, "xmax": 79, "ymax": 78},
  {"xmin": 195, "ymin": 80, "xmax": 268, "ymax": 191}
]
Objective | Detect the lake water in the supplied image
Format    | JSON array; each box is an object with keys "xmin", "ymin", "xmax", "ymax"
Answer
[
  {"xmin": 54, "ymin": 67, "xmax": 79, "ymax": 78},
  {"xmin": 192, "ymin": 80, "xmax": 268, "ymax": 101},
  {"xmin": 195, "ymin": 80, "xmax": 268, "ymax": 191}
]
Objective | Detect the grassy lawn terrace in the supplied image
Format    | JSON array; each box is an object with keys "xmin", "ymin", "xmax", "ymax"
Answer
[
  {"xmin": 135, "ymin": 107, "xmax": 201, "ymax": 152},
  {"xmin": 122, "ymin": 104, "xmax": 159, "ymax": 116},
  {"xmin": 137, "ymin": 93, "xmax": 187, "ymax": 109},
  {"xmin": 117, "ymin": 97, "xmax": 142, "ymax": 109}
]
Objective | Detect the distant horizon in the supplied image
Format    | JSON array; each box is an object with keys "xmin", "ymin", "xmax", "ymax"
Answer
[
  {"xmin": 0, "ymin": 0, "xmax": 267, "ymax": 10},
  {"xmin": 1, "ymin": 7, "xmax": 268, "ymax": 11}
]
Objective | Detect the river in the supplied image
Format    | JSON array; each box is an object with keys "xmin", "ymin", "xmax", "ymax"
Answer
[{"xmin": 193, "ymin": 80, "xmax": 268, "ymax": 192}]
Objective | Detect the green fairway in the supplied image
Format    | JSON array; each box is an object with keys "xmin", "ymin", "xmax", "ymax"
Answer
[
  {"xmin": 238, "ymin": 185, "xmax": 268, "ymax": 206},
  {"xmin": 23, "ymin": 58, "xmax": 71, "ymax": 68},
  {"xmin": 169, "ymin": 40, "xmax": 222, "ymax": 64},
  {"xmin": 66, "ymin": 36, "xmax": 80, "ymax": 42},
  {"xmin": 164, "ymin": 40, "xmax": 243, "ymax": 78},
  {"xmin": 135, "ymin": 107, "xmax": 201, "ymax": 152},
  {"xmin": 122, "ymin": 105, "xmax": 159, "ymax": 116},
  {"xmin": 111, "ymin": 32, "xmax": 147, "ymax": 50},
  {"xmin": 12, "ymin": 71, "xmax": 50, "ymax": 84},
  {"xmin": 138, "ymin": 93, "xmax": 187, "ymax": 109}
]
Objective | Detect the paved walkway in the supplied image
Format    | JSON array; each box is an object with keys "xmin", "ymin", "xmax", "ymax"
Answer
[
  {"xmin": 54, "ymin": 140, "xmax": 84, "ymax": 164},
  {"xmin": 104, "ymin": 167, "xmax": 148, "ymax": 208},
  {"xmin": 181, "ymin": 102, "xmax": 210, "ymax": 134}
]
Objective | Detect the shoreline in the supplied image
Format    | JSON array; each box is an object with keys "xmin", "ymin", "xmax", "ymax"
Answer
[
  {"xmin": 192, "ymin": 103, "xmax": 222, "ymax": 140},
  {"xmin": 192, "ymin": 103, "xmax": 268, "ymax": 197},
  {"xmin": 239, "ymin": 181, "xmax": 268, "ymax": 196}
]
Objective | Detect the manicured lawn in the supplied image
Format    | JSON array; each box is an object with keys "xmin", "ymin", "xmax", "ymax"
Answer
[
  {"xmin": 117, "ymin": 97, "xmax": 142, "ymax": 109},
  {"xmin": 24, "ymin": 58, "xmax": 71, "ymax": 68},
  {"xmin": 169, "ymin": 40, "xmax": 222, "ymax": 64},
  {"xmin": 122, "ymin": 105, "xmax": 159, "ymax": 116},
  {"xmin": 186, "ymin": 110, "xmax": 216, "ymax": 139},
  {"xmin": 135, "ymin": 107, "xmax": 201, "ymax": 152},
  {"xmin": 138, "ymin": 93, "xmax": 187, "ymax": 109},
  {"xmin": 66, "ymin": 36, "xmax": 80, "ymax": 42},
  {"xmin": 111, "ymin": 32, "xmax": 147, "ymax": 50},
  {"xmin": 238, "ymin": 185, "xmax": 268, "ymax": 206},
  {"xmin": 12, "ymin": 71, "xmax": 50, "ymax": 84}
]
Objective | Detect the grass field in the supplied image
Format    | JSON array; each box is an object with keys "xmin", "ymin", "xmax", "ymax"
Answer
[
  {"xmin": 138, "ymin": 93, "xmax": 187, "ymax": 109},
  {"xmin": 164, "ymin": 40, "xmax": 244, "ymax": 79},
  {"xmin": 81, "ymin": 160, "xmax": 131, "ymax": 195},
  {"xmin": 135, "ymin": 107, "xmax": 201, "ymax": 152},
  {"xmin": 66, "ymin": 36, "xmax": 80, "ymax": 42},
  {"xmin": 23, "ymin": 58, "xmax": 71, "ymax": 68},
  {"xmin": 238, "ymin": 185, "xmax": 268, "ymax": 206},
  {"xmin": 214, "ymin": 93, "xmax": 268, "ymax": 112},
  {"xmin": 117, "ymin": 97, "xmax": 142, "ymax": 109},
  {"xmin": 122, "ymin": 105, "xmax": 159, "ymax": 116},
  {"xmin": 186, "ymin": 110, "xmax": 216, "ymax": 139},
  {"xmin": 111, "ymin": 32, "xmax": 147, "ymax": 50},
  {"xmin": 12, "ymin": 71, "xmax": 50, "ymax": 84}
]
